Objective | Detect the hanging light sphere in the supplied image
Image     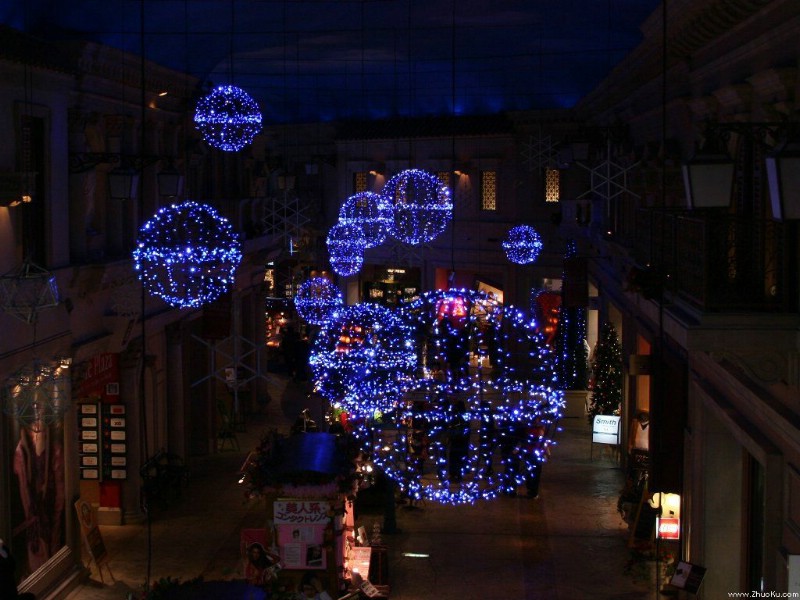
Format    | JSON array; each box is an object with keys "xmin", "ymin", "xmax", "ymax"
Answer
[
  {"xmin": 503, "ymin": 225, "xmax": 543, "ymax": 264},
  {"xmin": 3, "ymin": 359, "xmax": 71, "ymax": 432},
  {"xmin": 294, "ymin": 277, "xmax": 343, "ymax": 326},
  {"xmin": 327, "ymin": 222, "xmax": 367, "ymax": 277},
  {"xmin": 344, "ymin": 290, "xmax": 564, "ymax": 505},
  {"xmin": 194, "ymin": 85, "xmax": 262, "ymax": 152},
  {"xmin": 338, "ymin": 191, "xmax": 390, "ymax": 249},
  {"xmin": 133, "ymin": 201, "xmax": 242, "ymax": 309},
  {"xmin": 309, "ymin": 303, "xmax": 417, "ymax": 414},
  {"xmin": 354, "ymin": 377, "xmax": 562, "ymax": 505},
  {"xmin": 382, "ymin": 168, "xmax": 453, "ymax": 245}
]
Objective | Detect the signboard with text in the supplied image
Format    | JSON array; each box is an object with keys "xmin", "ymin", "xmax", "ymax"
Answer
[
  {"xmin": 657, "ymin": 517, "xmax": 680, "ymax": 540},
  {"xmin": 274, "ymin": 501, "xmax": 330, "ymax": 570},
  {"xmin": 592, "ymin": 415, "xmax": 621, "ymax": 446}
]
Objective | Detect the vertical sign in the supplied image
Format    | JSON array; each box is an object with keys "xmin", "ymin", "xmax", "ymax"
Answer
[
  {"xmin": 79, "ymin": 403, "xmax": 101, "ymax": 480},
  {"xmin": 102, "ymin": 404, "xmax": 127, "ymax": 480}
]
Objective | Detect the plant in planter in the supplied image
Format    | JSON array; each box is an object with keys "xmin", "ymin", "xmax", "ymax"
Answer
[
  {"xmin": 624, "ymin": 544, "xmax": 678, "ymax": 590},
  {"xmin": 126, "ymin": 576, "xmax": 204, "ymax": 600}
]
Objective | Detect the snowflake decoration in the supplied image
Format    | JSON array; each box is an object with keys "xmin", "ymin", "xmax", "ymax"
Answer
[
  {"xmin": 385, "ymin": 237, "xmax": 430, "ymax": 268},
  {"xmin": 577, "ymin": 140, "xmax": 640, "ymax": 202},
  {"xmin": 521, "ymin": 132, "xmax": 556, "ymax": 172},
  {"xmin": 261, "ymin": 192, "xmax": 312, "ymax": 249}
]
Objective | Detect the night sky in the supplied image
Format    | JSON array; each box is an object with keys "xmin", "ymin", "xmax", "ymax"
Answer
[{"xmin": 2, "ymin": 0, "xmax": 661, "ymax": 123}]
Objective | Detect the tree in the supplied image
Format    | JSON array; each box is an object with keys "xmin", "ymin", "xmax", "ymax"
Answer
[{"xmin": 587, "ymin": 322, "xmax": 623, "ymax": 423}]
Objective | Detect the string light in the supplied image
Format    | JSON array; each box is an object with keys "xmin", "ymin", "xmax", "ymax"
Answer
[
  {"xmin": 194, "ymin": 85, "xmax": 262, "ymax": 152},
  {"xmin": 327, "ymin": 222, "xmax": 367, "ymax": 277},
  {"xmin": 338, "ymin": 191, "xmax": 390, "ymax": 249},
  {"xmin": 309, "ymin": 303, "xmax": 417, "ymax": 414},
  {"xmin": 294, "ymin": 277, "xmax": 343, "ymax": 326},
  {"xmin": 353, "ymin": 364, "xmax": 563, "ymax": 504},
  {"xmin": 503, "ymin": 224, "xmax": 543, "ymax": 264},
  {"xmin": 306, "ymin": 289, "xmax": 564, "ymax": 504},
  {"xmin": 382, "ymin": 168, "xmax": 453, "ymax": 245},
  {"xmin": 133, "ymin": 201, "xmax": 242, "ymax": 309}
]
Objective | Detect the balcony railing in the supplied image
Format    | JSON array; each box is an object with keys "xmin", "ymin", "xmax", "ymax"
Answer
[{"xmin": 631, "ymin": 208, "xmax": 794, "ymax": 312}]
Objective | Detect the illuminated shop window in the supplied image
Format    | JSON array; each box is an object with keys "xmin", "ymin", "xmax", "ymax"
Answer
[
  {"xmin": 481, "ymin": 170, "xmax": 496, "ymax": 211},
  {"xmin": 353, "ymin": 171, "xmax": 368, "ymax": 193},
  {"xmin": 545, "ymin": 168, "xmax": 560, "ymax": 203}
]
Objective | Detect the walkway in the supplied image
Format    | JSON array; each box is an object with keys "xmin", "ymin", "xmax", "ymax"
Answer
[{"xmin": 62, "ymin": 375, "xmax": 655, "ymax": 600}]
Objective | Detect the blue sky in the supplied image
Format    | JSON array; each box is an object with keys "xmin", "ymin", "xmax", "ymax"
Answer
[{"xmin": 2, "ymin": 0, "xmax": 661, "ymax": 122}]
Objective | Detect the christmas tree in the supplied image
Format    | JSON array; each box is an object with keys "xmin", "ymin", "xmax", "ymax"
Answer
[{"xmin": 587, "ymin": 322, "xmax": 623, "ymax": 423}]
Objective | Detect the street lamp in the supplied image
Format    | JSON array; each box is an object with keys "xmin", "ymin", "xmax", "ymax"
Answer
[
  {"xmin": 156, "ymin": 164, "xmax": 183, "ymax": 198},
  {"xmin": 766, "ymin": 140, "xmax": 800, "ymax": 220},
  {"xmin": 108, "ymin": 167, "xmax": 139, "ymax": 201},
  {"xmin": 682, "ymin": 135, "xmax": 734, "ymax": 209}
]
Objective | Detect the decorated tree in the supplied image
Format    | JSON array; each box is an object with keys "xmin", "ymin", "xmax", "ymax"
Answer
[{"xmin": 587, "ymin": 322, "xmax": 623, "ymax": 423}]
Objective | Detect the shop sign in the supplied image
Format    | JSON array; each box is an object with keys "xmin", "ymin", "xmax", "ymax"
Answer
[
  {"xmin": 656, "ymin": 516, "xmax": 680, "ymax": 540},
  {"xmin": 77, "ymin": 353, "xmax": 120, "ymax": 400},
  {"xmin": 273, "ymin": 500, "xmax": 330, "ymax": 525},
  {"xmin": 591, "ymin": 415, "xmax": 621, "ymax": 445}
]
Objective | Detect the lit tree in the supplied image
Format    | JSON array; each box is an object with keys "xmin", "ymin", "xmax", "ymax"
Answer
[
  {"xmin": 587, "ymin": 322, "xmax": 623, "ymax": 423},
  {"xmin": 555, "ymin": 241, "xmax": 588, "ymax": 390}
]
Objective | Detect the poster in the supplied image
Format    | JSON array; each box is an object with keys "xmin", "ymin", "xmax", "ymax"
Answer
[
  {"xmin": 274, "ymin": 501, "xmax": 330, "ymax": 570},
  {"xmin": 8, "ymin": 408, "xmax": 66, "ymax": 580},
  {"xmin": 240, "ymin": 528, "xmax": 281, "ymax": 586}
]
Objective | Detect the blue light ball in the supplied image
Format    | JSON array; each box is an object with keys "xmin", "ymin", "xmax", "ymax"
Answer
[
  {"xmin": 503, "ymin": 225, "xmax": 543, "ymax": 264},
  {"xmin": 133, "ymin": 201, "xmax": 242, "ymax": 308},
  {"xmin": 382, "ymin": 168, "xmax": 453, "ymax": 245},
  {"xmin": 327, "ymin": 222, "xmax": 367, "ymax": 277},
  {"xmin": 194, "ymin": 85, "xmax": 262, "ymax": 152},
  {"xmin": 309, "ymin": 303, "xmax": 417, "ymax": 413},
  {"xmin": 294, "ymin": 277, "xmax": 343, "ymax": 326},
  {"xmin": 338, "ymin": 191, "xmax": 390, "ymax": 249}
]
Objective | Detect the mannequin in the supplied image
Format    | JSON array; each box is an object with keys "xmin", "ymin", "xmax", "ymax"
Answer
[{"xmin": 629, "ymin": 412, "xmax": 649, "ymax": 452}]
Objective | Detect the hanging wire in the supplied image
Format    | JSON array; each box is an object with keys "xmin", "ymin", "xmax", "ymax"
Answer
[
  {"xmin": 229, "ymin": 0, "xmax": 235, "ymax": 85},
  {"xmin": 449, "ymin": 0, "xmax": 456, "ymax": 276},
  {"xmin": 138, "ymin": 0, "xmax": 152, "ymax": 588}
]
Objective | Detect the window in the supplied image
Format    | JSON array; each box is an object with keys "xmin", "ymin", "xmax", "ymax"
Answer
[
  {"xmin": 545, "ymin": 168, "xmax": 560, "ymax": 203},
  {"xmin": 480, "ymin": 170, "xmax": 496, "ymax": 211},
  {"xmin": 353, "ymin": 171, "xmax": 368, "ymax": 193}
]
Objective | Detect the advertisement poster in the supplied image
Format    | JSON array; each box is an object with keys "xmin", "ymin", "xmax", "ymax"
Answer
[
  {"xmin": 274, "ymin": 501, "xmax": 330, "ymax": 570},
  {"xmin": 8, "ymin": 414, "xmax": 66, "ymax": 580},
  {"xmin": 241, "ymin": 528, "xmax": 281, "ymax": 585}
]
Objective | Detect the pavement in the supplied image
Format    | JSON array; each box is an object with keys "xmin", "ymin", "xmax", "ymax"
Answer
[{"xmin": 62, "ymin": 374, "xmax": 658, "ymax": 600}]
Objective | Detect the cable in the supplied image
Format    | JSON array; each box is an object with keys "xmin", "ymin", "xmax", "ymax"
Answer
[{"xmin": 139, "ymin": 0, "xmax": 152, "ymax": 588}]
